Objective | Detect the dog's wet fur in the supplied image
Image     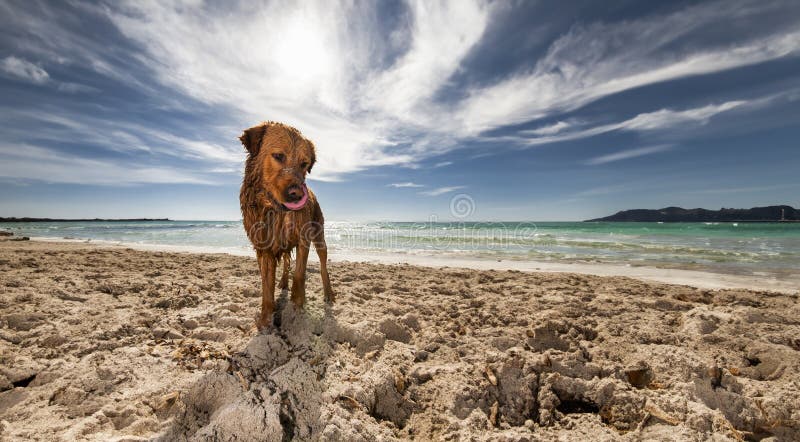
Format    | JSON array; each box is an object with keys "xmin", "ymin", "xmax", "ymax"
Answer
[{"xmin": 239, "ymin": 121, "xmax": 333, "ymax": 330}]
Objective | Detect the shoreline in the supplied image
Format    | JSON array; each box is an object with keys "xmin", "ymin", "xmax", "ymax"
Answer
[{"xmin": 25, "ymin": 236, "xmax": 800, "ymax": 294}]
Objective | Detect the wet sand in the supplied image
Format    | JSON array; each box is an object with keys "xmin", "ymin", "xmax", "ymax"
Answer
[{"xmin": 1, "ymin": 240, "xmax": 799, "ymax": 441}]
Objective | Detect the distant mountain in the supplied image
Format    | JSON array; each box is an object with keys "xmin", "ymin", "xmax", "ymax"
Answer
[
  {"xmin": 586, "ymin": 205, "xmax": 798, "ymax": 222},
  {"xmin": 0, "ymin": 217, "xmax": 170, "ymax": 222}
]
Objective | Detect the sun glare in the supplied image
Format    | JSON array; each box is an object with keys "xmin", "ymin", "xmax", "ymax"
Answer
[{"xmin": 273, "ymin": 17, "xmax": 329, "ymax": 82}]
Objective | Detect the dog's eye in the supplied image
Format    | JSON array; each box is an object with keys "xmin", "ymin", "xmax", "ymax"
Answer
[
  {"xmin": 300, "ymin": 162, "xmax": 309, "ymax": 170},
  {"xmin": 272, "ymin": 153, "xmax": 285, "ymax": 163}
]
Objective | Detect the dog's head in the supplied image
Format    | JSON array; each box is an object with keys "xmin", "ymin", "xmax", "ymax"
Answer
[{"xmin": 240, "ymin": 122, "xmax": 316, "ymax": 210}]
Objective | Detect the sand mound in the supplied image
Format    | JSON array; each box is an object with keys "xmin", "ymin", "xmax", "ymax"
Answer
[
  {"xmin": 158, "ymin": 269, "xmax": 800, "ymax": 441},
  {"xmin": 1, "ymin": 241, "xmax": 799, "ymax": 441}
]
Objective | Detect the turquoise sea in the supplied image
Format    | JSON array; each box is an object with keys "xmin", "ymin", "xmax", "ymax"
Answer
[{"xmin": 2, "ymin": 220, "xmax": 799, "ymax": 276}]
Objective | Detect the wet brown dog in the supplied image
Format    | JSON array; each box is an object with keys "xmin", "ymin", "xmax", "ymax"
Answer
[{"xmin": 239, "ymin": 121, "xmax": 333, "ymax": 330}]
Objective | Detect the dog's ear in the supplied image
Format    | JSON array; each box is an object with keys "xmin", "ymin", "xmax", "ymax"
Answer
[
  {"xmin": 307, "ymin": 144, "xmax": 316, "ymax": 174},
  {"xmin": 239, "ymin": 124, "xmax": 267, "ymax": 156},
  {"xmin": 308, "ymin": 153, "xmax": 316, "ymax": 174}
]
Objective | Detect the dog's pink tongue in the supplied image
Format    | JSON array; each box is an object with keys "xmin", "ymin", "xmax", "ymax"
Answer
[{"xmin": 283, "ymin": 184, "xmax": 309, "ymax": 210}]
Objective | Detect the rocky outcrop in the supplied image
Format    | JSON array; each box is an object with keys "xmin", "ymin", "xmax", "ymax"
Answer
[{"xmin": 587, "ymin": 205, "xmax": 798, "ymax": 222}]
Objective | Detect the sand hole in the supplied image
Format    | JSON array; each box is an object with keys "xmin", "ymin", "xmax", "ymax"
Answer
[
  {"xmin": 744, "ymin": 429, "xmax": 775, "ymax": 442},
  {"xmin": 746, "ymin": 356, "xmax": 761, "ymax": 367},
  {"xmin": 12, "ymin": 373, "xmax": 36, "ymax": 388},
  {"xmin": 278, "ymin": 391, "xmax": 297, "ymax": 441},
  {"xmin": 624, "ymin": 367, "xmax": 653, "ymax": 389},
  {"xmin": 556, "ymin": 399, "xmax": 599, "ymax": 415}
]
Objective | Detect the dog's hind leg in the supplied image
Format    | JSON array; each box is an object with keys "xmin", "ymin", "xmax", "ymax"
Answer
[
  {"xmin": 313, "ymin": 232, "xmax": 334, "ymax": 303},
  {"xmin": 278, "ymin": 252, "xmax": 290, "ymax": 290},
  {"xmin": 256, "ymin": 250, "xmax": 277, "ymax": 330}
]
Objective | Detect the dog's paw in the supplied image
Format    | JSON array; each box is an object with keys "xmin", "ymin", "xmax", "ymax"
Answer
[
  {"xmin": 290, "ymin": 288, "xmax": 306, "ymax": 308},
  {"xmin": 255, "ymin": 315, "xmax": 274, "ymax": 332},
  {"xmin": 290, "ymin": 299, "xmax": 305, "ymax": 310}
]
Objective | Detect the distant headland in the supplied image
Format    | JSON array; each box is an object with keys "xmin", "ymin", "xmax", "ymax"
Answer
[
  {"xmin": 0, "ymin": 218, "xmax": 170, "ymax": 222},
  {"xmin": 586, "ymin": 205, "xmax": 798, "ymax": 222}
]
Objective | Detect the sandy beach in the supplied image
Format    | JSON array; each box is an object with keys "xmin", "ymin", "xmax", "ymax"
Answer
[{"xmin": 1, "ymin": 239, "xmax": 799, "ymax": 441}]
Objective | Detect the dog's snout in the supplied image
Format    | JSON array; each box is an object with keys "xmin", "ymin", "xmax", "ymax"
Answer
[
  {"xmin": 281, "ymin": 167, "xmax": 303, "ymax": 180},
  {"xmin": 284, "ymin": 185, "xmax": 303, "ymax": 202}
]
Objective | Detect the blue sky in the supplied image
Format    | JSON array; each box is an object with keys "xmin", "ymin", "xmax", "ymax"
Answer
[{"xmin": 1, "ymin": 0, "xmax": 799, "ymax": 221}]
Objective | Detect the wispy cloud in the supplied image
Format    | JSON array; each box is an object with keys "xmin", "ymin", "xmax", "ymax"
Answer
[
  {"xmin": 452, "ymin": 1, "xmax": 800, "ymax": 135},
  {"xmin": 0, "ymin": 108, "xmax": 242, "ymax": 162},
  {"xmin": 0, "ymin": 144, "xmax": 213, "ymax": 185},
  {"xmin": 433, "ymin": 161, "xmax": 453, "ymax": 168},
  {"xmin": 102, "ymin": 0, "xmax": 800, "ymax": 175},
  {"xmin": 0, "ymin": 56, "xmax": 49, "ymax": 84},
  {"xmin": 0, "ymin": 1, "xmax": 163, "ymax": 95},
  {"xmin": 388, "ymin": 182, "xmax": 424, "ymax": 188},
  {"xmin": 512, "ymin": 100, "xmax": 748, "ymax": 146},
  {"xmin": 102, "ymin": 1, "xmax": 493, "ymax": 180},
  {"xmin": 361, "ymin": 1, "xmax": 490, "ymax": 123},
  {"xmin": 616, "ymin": 101, "xmax": 747, "ymax": 131},
  {"xmin": 527, "ymin": 121, "xmax": 571, "ymax": 136},
  {"xmin": 585, "ymin": 145, "xmax": 673, "ymax": 165},
  {"xmin": 419, "ymin": 185, "xmax": 465, "ymax": 196},
  {"xmin": 0, "ymin": 55, "xmax": 99, "ymax": 94}
]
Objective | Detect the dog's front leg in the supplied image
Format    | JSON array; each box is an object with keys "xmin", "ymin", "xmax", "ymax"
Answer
[
  {"xmin": 291, "ymin": 242, "xmax": 309, "ymax": 308},
  {"xmin": 313, "ymin": 233, "xmax": 334, "ymax": 303},
  {"xmin": 256, "ymin": 250, "xmax": 277, "ymax": 330}
]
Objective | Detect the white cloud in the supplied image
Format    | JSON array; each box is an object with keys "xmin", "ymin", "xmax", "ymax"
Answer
[
  {"xmin": 0, "ymin": 56, "xmax": 49, "ymax": 84},
  {"xmin": 208, "ymin": 167, "xmax": 241, "ymax": 174},
  {"xmin": 585, "ymin": 145, "xmax": 673, "ymax": 165},
  {"xmin": 0, "ymin": 144, "xmax": 212, "ymax": 185},
  {"xmin": 513, "ymin": 100, "xmax": 748, "ymax": 146},
  {"xmin": 419, "ymin": 185, "xmax": 465, "ymax": 196},
  {"xmin": 0, "ymin": 55, "xmax": 98, "ymax": 93},
  {"xmin": 620, "ymin": 101, "xmax": 746, "ymax": 131},
  {"xmin": 527, "ymin": 121, "xmax": 571, "ymax": 136},
  {"xmin": 452, "ymin": 2, "xmax": 800, "ymax": 135},
  {"xmin": 101, "ymin": 1, "xmax": 503, "ymax": 179},
  {"xmin": 433, "ymin": 161, "xmax": 453, "ymax": 168},
  {"xmin": 0, "ymin": 2, "xmax": 163, "ymax": 95},
  {"xmin": 388, "ymin": 182, "xmax": 424, "ymax": 188},
  {"xmin": 103, "ymin": 1, "xmax": 492, "ymax": 181},
  {"xmin": 0, "ymin": 108, "xmax": 247, "ymax": 163},
  {"xmin": 361, "ymin": 1, "xmax": 490, "ymax": 123}
]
